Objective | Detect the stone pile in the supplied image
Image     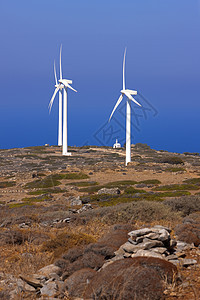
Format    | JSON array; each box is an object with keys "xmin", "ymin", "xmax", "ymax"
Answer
[{"xmin": 103, "ymin": 225, "xmax": 197, "ymax": 268}]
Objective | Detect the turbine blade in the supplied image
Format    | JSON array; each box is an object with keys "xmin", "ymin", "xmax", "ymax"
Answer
[
  {"xmin": 54, "ymin": 60, "xmax": 58, "ymax": 86},
  {"xmin": 123, "ymin": 48, "xmax": 127, "ymax": 90},
  {"xmin": 49, "ymin": 86, "xmax": 60, "ymax": 113},
  {"xmin": 61, "ymin": 81, "xmax": 77, "ymax": 92},
  {"xmin": 109, "ymin": 94, "xmax": 123, "ymax": 122},
  {"xmin": 67, "ymin": 84, "xmax": 77, "ymax": 92},
  {"xmin": 60, "ymin": 44, "xmax": 62, "ymax": 80},
  {"xmin": 126, "ymin": 93, "xmax": 141, "ymax": 107}
]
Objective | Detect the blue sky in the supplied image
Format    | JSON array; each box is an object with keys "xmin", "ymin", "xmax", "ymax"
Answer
[{"xmin": 0, "ymin": 0, "xmax": 200, "ymax": 153}]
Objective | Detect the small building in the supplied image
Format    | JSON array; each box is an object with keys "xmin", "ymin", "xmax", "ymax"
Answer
[{"xmin": 113, "ymin": 139, "xmax": 121, "ymax": 149}]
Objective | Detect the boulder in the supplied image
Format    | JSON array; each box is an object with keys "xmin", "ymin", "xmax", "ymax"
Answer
[{"xmin": 37, "ymin": 264, "xmax": 61, "ymax": 278}]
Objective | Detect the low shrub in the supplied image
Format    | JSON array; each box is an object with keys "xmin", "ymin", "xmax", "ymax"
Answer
[
  {"xmin": 183, "ymin": 177, "xmax": 200, "ymax": 185},
  {"xmin": 81, "ymin": 201, "xmax": 181, "ymax": 224},
  {"xmin": 28, "ymin": 187, "xmax": 66, "ymax": 195},
  {"xmin": 154, "ymin": 184, "xmax": 199, "ymax": 191},
  {"xmin": 66, "ymin": 181, "xmax": 98, "ymax": 187},
  {"xmin": 134, "ymin": 143, "xmax": 151, "ymax": 150},
  {"xmin": 160, "ymin": 156, "xmax": 184, "ymax": 165},
  {"xmin": 0, "ymin": 181, "xmax": 16, "ymax": 188},
  {"xmin": 8, "ymin": 195, "xmax": 52, "ymax": 208},
  {"xmin": 165, "ymin": 167, "xmax": 186, "ymax": 172},
  {"xmin": 183, "ymin": 152, "xmax": 199, "ymax": 156},
  {"xmin": 41, "ymin": 231, "xmax": 96, "ymax": 258},
  {"xmin": 24, "ymin": 177, "xmax": 61, "ymax": 189},
  {"xmin": 164, "ymin": 195, "xmax": 200, "ymax": 216},
  {"xmin": 124, "ymin": 187, "xmax": 146, "ymax": 194}
]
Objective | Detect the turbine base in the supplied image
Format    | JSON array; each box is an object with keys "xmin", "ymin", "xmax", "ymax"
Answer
[{"xmin": 62, "ymin": 152, "xmax": 72, "ymax": 156}]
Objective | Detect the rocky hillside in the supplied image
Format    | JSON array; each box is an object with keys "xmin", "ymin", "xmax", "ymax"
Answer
[{"xmin": 0, "ymin": 144, "xmax": 199, "ymax": 299}]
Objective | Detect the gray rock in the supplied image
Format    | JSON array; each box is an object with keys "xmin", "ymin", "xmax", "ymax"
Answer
[
  {"xmin": 128, "ymin": 228, "xmax": 152, "ymax": 238},
  {"xmin": 121, "ymin": 242, "xmax": 138, "ymax": 253},
  {"xmin": 181, "ymin": 259, "xmax": 197, "ymax": 267},
  {"xmin": 142, "ymin": 238, "xmax": 164, "ymax": 250},
  {"xmin": 152, "ymin": 247, "xmax": 168, "ymax": 254},
  {"xmin": 144, "ymin": 232, "xmax": 161, "ymax": 240},
  {"xmin": 153, "ymin": 225, "xmax": 172, "ymax": 233},
  {"xmin": 131, "ymin": 249, "xmax": 163, "ymax": 259},
  {"xmin": 19, "ymin": 275, "xmax": 43, "ymax": 288},
  {"xmin": 77, "ymin": 204, "xmax": 93, "ymax": 213},
  {"xmin": 37, "ymin": 264, "xmax": 61, "ymax": 278},
  {"xmin": 16, "ymin": 279, "xmax": 36, "ymax": 292},
  {"xmin": 166, "ymin": 254, "xmax": 178, "ymax": 261},
  {"xmin": 128, "ymin": 237, "xmax": 137, "ymax": 245},
  {"xmin": 97, "ymin": 187, "xmax": 120, "ymax": 195},
  {"xmin": 67, "ymin": 196, "xmax": 82, "ymax": 206},
  {"xmin": 158, "ymin": 229, "xmax": 170, "ymax": 242},
  {"xmin": 176, "ymin": 241, "xmax": 191, "ymax": 252},
  {"xmin": 40, "ymin": 281, "xmax": 57, "ymax": 297},
  {"xmin": 122, "ymin": 238, "xmax": 164, "ymax": 253},
  {"xmin": 168, "ymin": 259, "xmax": 180, "ymax": 266}
]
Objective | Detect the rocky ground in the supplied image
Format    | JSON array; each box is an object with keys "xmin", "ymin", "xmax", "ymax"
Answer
[{"xmin": 0, "ymin": 143, "xmax": 199, "ymax": 299}]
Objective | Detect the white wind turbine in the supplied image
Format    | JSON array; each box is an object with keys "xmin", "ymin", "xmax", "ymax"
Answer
[
  {"xmin": 49, "ymin": 45, "xmax": 77, "ymax": 156},
  {"xmin": 109, "ymin": 48, "xmax": 142, "ymax": 166},
  {"xmin": 49, "ymin": 46, "xmax": 64, "ymax": 146}
]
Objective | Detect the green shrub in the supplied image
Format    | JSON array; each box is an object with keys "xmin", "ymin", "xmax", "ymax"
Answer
[
  {"xmin": 165, "ymin": 167, "xmax": 186, "ymax": 172},
  {"xmin": 8, "ymin": 195, "xmax": 51, "ymax": 208},
  {"xmin": 124, "ymin": 187, "xmax": 146, "ymax": 194},
  {"xmin": 28, "ymin": 187, "xmax": 67, "ymax": 195},
  {"xmin": 160, "ymin": 156, "xmax": 184, "ymax": 165},
  {"xmin": 66, "ymin": 181, "xmax": 98, "ymax": 187},
  {"xmin": 0, "ymin": 181, "xmax": 16, "ymax": 188},
  {"xmin": 183, "ymin": 178, "xmax": 200, "ymax": 185},
  {"xmin": 24, "ymin": 177, "xmax": 61, "ymax": 189},
  {"xmin": 154, "ymin": 184, "xmax": 199, "ymax": 191}
]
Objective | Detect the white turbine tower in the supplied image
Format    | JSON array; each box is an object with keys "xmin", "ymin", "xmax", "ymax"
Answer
[
  {"xmin": 109, "ymin": 48, "xmax": 142, "ymax": 166},
  {"xmin": 49, "ymin": 45, "xmax": 77, "ymax": 156}
]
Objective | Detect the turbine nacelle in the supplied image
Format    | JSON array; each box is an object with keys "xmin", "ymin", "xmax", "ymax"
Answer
[
  {"xmin": 59, "ymin": 79, "xmax": 77, "ymax": 93},
  {"xmin": 59, "ymin": 79, "xmax": 73, "ymax": 85},
  {"xmin": 121, "ymin": 89, "xmax": 137, "ymax": 95},
  {"xmin": 55, "ymin": 84, "xmax": 64, "ymax": 89}
]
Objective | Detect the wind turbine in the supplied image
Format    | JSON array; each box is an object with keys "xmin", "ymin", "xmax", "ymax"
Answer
[
  {"xmin": 109, "ymin": 48, "xmax": 142, "ymax": 166},
  {"xmin": 49, "ymin": 46, "xmax": 64, "ymax": 146},
  {"xmin": 49, "ymin": 45, "xmax": 77, "ymax": 156}
]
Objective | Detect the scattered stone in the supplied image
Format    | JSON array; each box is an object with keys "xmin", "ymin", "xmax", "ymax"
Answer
[
  {"xmin": 128, "ymin": 228, "xmax": 153, "ymax": 238},
  {"xmin": 131, "ymin": 249, "xmax": 163, "ymax": 259},
  {"xmin": 40, "ymin": 281, "xmax": 57, "ymax": 297},
  {"xmin": 67, "ymin": 196, "xmax": 82, "ymax": 206},
  {"xmin": 37, "ymin": 264, "xmax": 61, "ymax": 278},
  {"xmin": 181, "ymin": 259, "xmax": 197, "ymax": 267},
  {"xmin": 19, "ymin": 275, "xmax": 43, "ymax": 288},
  {"xmin": 97, "ymin": 187, "xmax": 120, "ymax": 195}
]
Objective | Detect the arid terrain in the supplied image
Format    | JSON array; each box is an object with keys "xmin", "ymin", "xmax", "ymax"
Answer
[{"xmin": 0, "ymin": 143, "xmax": 199, "ymax": 299}]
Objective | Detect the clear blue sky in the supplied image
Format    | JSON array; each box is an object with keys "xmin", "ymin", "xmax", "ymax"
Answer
[{"xmin": 0, "ymin": 0, "xmax": 200, "ymax": 153}]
